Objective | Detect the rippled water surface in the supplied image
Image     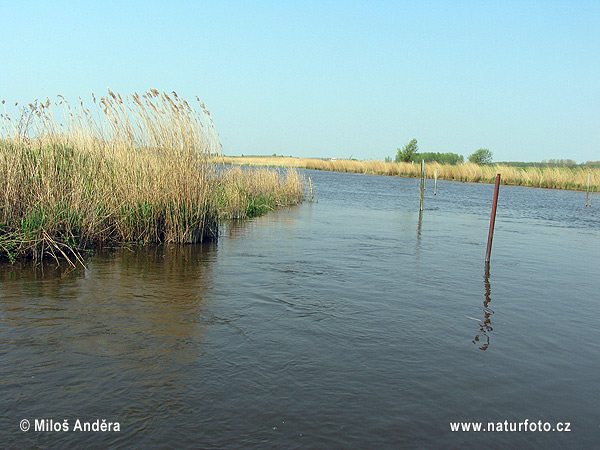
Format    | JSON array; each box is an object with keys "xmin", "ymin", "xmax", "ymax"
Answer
[{"xmin": 1, "ymin": 170, "xmax": 599, "ymax": 449}]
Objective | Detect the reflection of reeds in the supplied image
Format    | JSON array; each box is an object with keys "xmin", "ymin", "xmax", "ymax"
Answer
[
  {"xmin": 221, "ymin": 156, "xmax": 600, "ymax": 191},
  {"xmin": 0, "ymin": 91, "xmax": 304, "ymax": 263}
]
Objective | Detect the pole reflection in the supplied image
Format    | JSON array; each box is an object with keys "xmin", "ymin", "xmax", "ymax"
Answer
[
  {"xmin": 415, "ymin": 210, "xmax": 423, "ymax": 258},
  {"xmin": 472, "ymin": 263, "xmax": 494, "ymax": 350}
]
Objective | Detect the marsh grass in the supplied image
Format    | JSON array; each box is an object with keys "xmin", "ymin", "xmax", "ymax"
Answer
[
  {"xmin": 1, "ymin": 91, "xmax": 304, "ymax": 264},
  {"xmin": 214, "ymin": 166, "xmax": 304, "ymax": 219},
  {"xmin": 221, "ymin": 156, "xmax": 600, "ymax": 191}
]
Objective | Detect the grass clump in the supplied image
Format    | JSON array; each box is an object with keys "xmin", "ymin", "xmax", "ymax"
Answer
[
  {"xmin": 214, "ymin": 167, "xmax": 304, "ymax": 219},
  {"xmin": 1, "ymin": 90, "xmax": 304, "ymax": 264}
]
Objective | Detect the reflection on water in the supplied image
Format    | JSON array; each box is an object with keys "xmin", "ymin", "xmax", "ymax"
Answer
[
  {"xmin": 473, "ymin": 264, "xmax": 495, "ymax": 350},
  {"xmin": 416, "ymin": 210, "xmax": 423, "ymax": 240},
  {"xmin": 0, "ymin": 244, "xmax": 221, "ymax": 449},
  {"xmin": 221, "ymin": 203, "xmax": 305, "ymax": 240},
  {"xmin": 1, "ymin": 243, "xmax": 219, "ymax": 365},
  {"xmin": 414, "ymin": 210, "xmax": 424, "ymax": 264}
]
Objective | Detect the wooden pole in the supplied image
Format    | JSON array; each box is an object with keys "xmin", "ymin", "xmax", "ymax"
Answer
[
  {"xmin": 485, "ymin": 174, "xmax": 501, "ymax": 264},
  {"xmin": 434, "ymin": 167, "xmax": 438, "ymax": 196},
  {"xmin": 419, "ymin": 159, "xmax": 425, "ymax": 211},
  {"xmin": 586, "ymin": 172, "xmax": 591, "ymax": 206}
]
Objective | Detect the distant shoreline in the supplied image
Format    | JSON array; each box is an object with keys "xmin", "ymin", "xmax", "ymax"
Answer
[{"xmin": 219, "ymin": 155, "xmax": 599, "ymax": 192}]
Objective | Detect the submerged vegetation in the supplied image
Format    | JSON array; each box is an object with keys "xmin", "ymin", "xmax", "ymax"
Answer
[
  {"xmin": 220, "ymin": 156, "xmax": 600, "ymax": 191},
  {"xmin": 0, "ymin": 90, "xmax": 304, "ymax": 264}
]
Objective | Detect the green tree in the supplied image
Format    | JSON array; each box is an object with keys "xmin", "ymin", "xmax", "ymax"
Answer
[
  {"xmin": 395, "ymin": 138, "xmax": 419, "ymax": 162},
  {"xmin": 468, "ymin": 148, "xmax": 493, "ymax": 165},
  {"xmin": 418, "ymin": 152, "xmax": 464, "ymax": 165}
]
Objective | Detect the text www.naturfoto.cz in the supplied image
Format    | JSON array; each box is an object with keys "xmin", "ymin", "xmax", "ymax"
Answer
[{"xmin": 450, "ymin": 420, "xmax": 571, "ymax": 433}]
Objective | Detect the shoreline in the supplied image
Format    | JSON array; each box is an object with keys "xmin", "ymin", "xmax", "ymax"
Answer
[{"xmin": 218, "ymin": 156, "xmax": 599, "ymax": 192}]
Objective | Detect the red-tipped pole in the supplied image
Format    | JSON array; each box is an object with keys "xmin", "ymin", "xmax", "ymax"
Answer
[{"xmin": 485, "ymin": 174, "xmax": 501, "ymax": 264}]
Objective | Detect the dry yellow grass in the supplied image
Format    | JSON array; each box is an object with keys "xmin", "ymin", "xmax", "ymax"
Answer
[
  {"xmin": 220, "ymin": 156, "xmax": 600, "ymax": 191},
  {"xmin": 214, "ymin": 166, "xmax": 305, "ymax": 219},
  {"xmin": 0, "ymin": 91, "xmax": 304, "ymax": 263}
]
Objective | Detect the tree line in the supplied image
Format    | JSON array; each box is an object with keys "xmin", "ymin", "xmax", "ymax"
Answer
[{"xmin": 389, "ymin": 139, "xmax": 493, "ymax": 165}]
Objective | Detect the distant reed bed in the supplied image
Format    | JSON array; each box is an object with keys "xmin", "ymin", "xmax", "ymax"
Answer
[
  {"xmin": 221, "ymin": 156, "xmax": 600, "ymax": 191},
  {"xmin": 1, "ymin": 91, "xmax": 304, "ymax": 264}
]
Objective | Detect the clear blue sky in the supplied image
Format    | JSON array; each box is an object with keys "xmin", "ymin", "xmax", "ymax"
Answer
[{"xmin": 1, "ymin": 0, "xmax": 599, "ymax": 163}]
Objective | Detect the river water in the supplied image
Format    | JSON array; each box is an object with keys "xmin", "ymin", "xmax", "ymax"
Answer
[{"xmin": 1, "ymin": 169, "xmax": 599, "ymax": 449}]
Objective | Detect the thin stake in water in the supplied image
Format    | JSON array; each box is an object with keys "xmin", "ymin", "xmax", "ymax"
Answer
[
  {"xmin": 419, "ymin": 159, "xmax": 425, "ymax": 211},
  {"xmin": 586, "ymin": 172, "xmax": 591, "ymax": 206},
  {"xmin": 434, "ymin": 167, "xmax": 438, "ymax": 196},
  {"xmin": 485, "ymin": 174, "xmax": 501, "ymax": 265}
]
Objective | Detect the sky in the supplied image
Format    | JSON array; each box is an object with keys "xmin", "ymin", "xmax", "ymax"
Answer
[{"xmin": 1, "ymin": 0, "xmax": 599, "ymax": 163}]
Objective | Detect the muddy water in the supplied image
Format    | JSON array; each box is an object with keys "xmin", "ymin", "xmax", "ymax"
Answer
[{"xmin": 1, "ymin": 169, "xmax": 599, "ymax": 449}]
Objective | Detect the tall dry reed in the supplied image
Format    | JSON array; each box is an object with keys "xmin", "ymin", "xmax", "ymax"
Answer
[{"xmin": 0, "ymin": 91, "xmax": 304, "ymax": 264}]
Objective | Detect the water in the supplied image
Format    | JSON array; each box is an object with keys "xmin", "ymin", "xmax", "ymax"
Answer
[{"xmin": 1, "ymin": 170, "xmax": 599, "ymax": 449}]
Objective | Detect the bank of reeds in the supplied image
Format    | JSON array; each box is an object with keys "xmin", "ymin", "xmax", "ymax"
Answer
[
  {"xmin": 0, "ymin": 91, "xmax": 304, "ymax": 264},
  {"xmin": 220, "ymin": 156, "xmax": 600, "ymax": 191}
]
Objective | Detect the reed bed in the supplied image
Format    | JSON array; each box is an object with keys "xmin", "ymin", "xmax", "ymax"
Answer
[
  {"xmin": 0, "ymin": 91, "xmax": 304, "ymax": 264},
  {"xmin": 221, "ymin": 156, "xmax": 600, "ymax": 191}
]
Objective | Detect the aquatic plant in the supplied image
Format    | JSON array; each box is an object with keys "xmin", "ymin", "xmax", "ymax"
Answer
[{"xmin": 0, "ymin": 91, "xmax": 304, "ymax": 264}]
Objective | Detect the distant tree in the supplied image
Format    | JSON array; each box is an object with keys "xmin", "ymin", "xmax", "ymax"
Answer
[
  {"xmin": 468, "ymin": 148, "xmax": 493, "ymax": 165},
  {"xmin": 384, "ymin": 156, "xmax": 392, "ymax": 163},
  {"xmin": 547, "ymin": 158, "xmax": 577, "ymax": 165},
  {"xmin": 418, "ymin": 152, "xmax": 464, "ymax": 165},
  {"xmin": 395, "ymin": 139, "xmax": 419, "ymax": 162}
]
